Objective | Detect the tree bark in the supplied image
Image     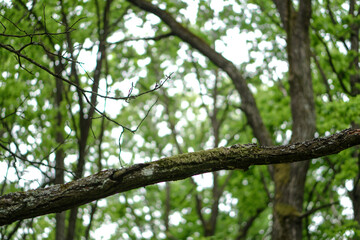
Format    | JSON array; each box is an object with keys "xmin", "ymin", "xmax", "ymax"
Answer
[
  {"xmin": 54, "ymin": 66, "xmax": 66, "ymax": 240},
  {"xmin": 0, "ymin": 128, "xmax": 359, "ymax": 226},
  {"xmin": 349, "ymin": 0, "xmax": 360, "ymax": 96},
  {"xmin": 349, "ymin": 0, "xmax": 360, "ymax": 226},
  {"xmin": 272, "ymin": 1, "xmax": 315, "ymax": 239},
  {"xmin": 56, "ymin": 0, "xmax": 112, "ymax": 238}
]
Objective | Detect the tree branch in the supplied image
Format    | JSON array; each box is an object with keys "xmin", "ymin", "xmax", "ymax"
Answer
[
  {"xmin": 0, "ymin": 128, "xmax": 359, "ymax": 226},
  {"xmin": 126, "ymin": 0, "xmax": 273, "ymax": 146},
  {"xmin": 312, "ymin": 28, "xmax": 353, "ymax": 96}
]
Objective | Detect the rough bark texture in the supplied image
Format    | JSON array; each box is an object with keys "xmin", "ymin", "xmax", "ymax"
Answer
[
  {"xmin": 272, "ymin": 1, "xmax": 315, "ymax": 239},
  {"xmin": 0, "ymin": 128, "xmax": 359, "ymax": 226}
]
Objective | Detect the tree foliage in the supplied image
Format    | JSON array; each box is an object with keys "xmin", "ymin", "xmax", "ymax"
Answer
[{"xmin": 0, "ymin": 0, "xmax": 359, "ymax": 239}]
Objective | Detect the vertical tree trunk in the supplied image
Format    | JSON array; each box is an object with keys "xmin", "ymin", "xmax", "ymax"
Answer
[
  {"xmin": 349, "ymin": 0, "xmax": 360, "ymax": 228},
  {"xmin": 349, "ymin": 0, "xmax": 360, "ymax": 96},
  {"xmin": 352, "ymin": 186, "xmax": 360, "ymax": 223},
  {"xmin": 348, "ymin": 0, "xmax": 360, "ymax": 227},
  {"xmin": 62, "ymin": 0, "xmax": 111, "ymax": 238},
  {"xmin": 349, "ymin": 142, "xmax": 360, "ymax": 225},
  {"xmin": 272, "ymin": 1, "xmax": 316, "ymax": 239},
  {"xmin": 54, "ymin": 63, "xmax": 66, "ymax": 240}
]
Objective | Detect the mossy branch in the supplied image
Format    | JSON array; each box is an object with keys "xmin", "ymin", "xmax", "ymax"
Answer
[{"xmin": 0, "ymin": 128, "xmax": 359, "ymax": 226}]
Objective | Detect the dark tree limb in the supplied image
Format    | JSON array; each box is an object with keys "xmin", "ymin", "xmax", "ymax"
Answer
[
  {"xmin": 0, "ymin": 128, "xmax": 359, "ymax": 226},
  {"xmin": 311, "ymin": 52, "xmax": 333, "ymax": 101},
  {"xmin": 300, "ymin": 201, "xmax": 339, "ymax": 219},
  {"xmin": 236, "ymin": 205, "xmax": 267, "ymax": 240},
  {"xmin": 312, "ymin": 29, "xmax": 353, "ymax": 96},
  {"xmin": 126, "ymin": 0, "xmax": 273, "ymax": 146}
]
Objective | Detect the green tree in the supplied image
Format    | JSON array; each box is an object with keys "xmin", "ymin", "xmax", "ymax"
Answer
[{"xmin": 0, "ymin": 0, "xmax": 359, "ymax": 239}]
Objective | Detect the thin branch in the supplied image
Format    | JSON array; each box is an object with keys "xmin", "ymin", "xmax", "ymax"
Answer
[
  {"xmin": 0, "ymin": 13, "xmax": 27, "ymax": 34},
  {"xmin": 189, "ymin": 178, "xmax": 207, "ymax": 229},
  {"xmin": 236, "ymin": 206, "xmax": 267, "ymax": 240},
  {"xmin": 109, "ymin": 5, "xmax": 131, "ymax": 32},
  {"xmin": 0, "ymin": 42, "xmax": 173, "ymax": 102},
  {"xmin": 127, "ymin": 0, "xmax": 273, "ymax": 146},
  {"xmin": 311, "ymin": 52, "xmax": 333, "ymax": 101},
  {"xmin": 0, "ymin": 12, "xmax": 82, "ymax": 38},
  {"xmin": 260, "ymin": 169, "xmax": 272, "ymax": 201},
  {"xmin": 4, "ymin": 220, "xmax": 23, "ymax": 239},
  {"xmin": 0, "ymin": 30, "xmax": 77, "ymax": 38},
  {"xmin": 0, "ymin": 96, "xmax": 29, "ymax": 121},
  {"xmin": 109, "ymin": 32, "xmax": 174, "ymax": 45},
  {"xmin": 300, "ymin": 201, "xmax": 339, "ymax": 218},
  {"xmin": 0, "ymin": 139, "xmax": 75, "ymax": 177},
  {"xmin": 0, "ymin": 42, "xmax": 170, "ymax": 134},
  {"xmin": 312, "ymin": 28, "xmax": 353, "ymax": 96},
  {"xmin": 0, "ymin": 161, "xmax": 11, "ymax": 196},
  {"xmin": 84, "ymin": 202, "xmax": 98, "ymax": 240},
  {"xmin": 325, "ymin": 0, "xmax": 350, "ymax": 51}
]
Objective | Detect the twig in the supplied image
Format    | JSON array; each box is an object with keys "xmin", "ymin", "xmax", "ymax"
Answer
[
  {"xmin": 109, "ymin": 32, "xmax": 174, "ymax": 45},
  {"xmin": 300, "ymin": 201, "xmax": 339, "ymax": 218}
]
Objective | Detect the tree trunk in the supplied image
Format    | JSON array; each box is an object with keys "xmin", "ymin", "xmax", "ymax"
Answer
[
  {"xmin": 348, "ymin": 0, "xmax": 360, "ymax": 227},
  {"xmin": 350, "ymin": 170, "xmax": 360, "ymax": 224},
  {"xmin": 349, "ymin": 0, "xmax": 360, "ymax": 96},
  {"xmin": 61, "ymin": 0, "xmax": 111, "ymax": 238},
  {"xmin": 54, "ymin": 61, "xmax": 66, "ymax": 240},
  {"xmin": 272, "ymin": 1, "xmax": 316, "ymax": 239}
]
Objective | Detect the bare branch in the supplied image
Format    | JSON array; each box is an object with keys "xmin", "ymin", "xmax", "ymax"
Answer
[
  {"xmin": 311, "ymin": 52, "xmax": 333, "ymax": 101},
  {"xmin": 109, "ymin": 32, "xmax": 174, "ymax": 45},
  {"xmin": 312, "ymin": 28, "xmax": 353, "ymax": 96},
  {"xmin": 300, "ymin": 201, "xmax": 339, "ymax": 218},
  {"xmin": 126, "ymin": 0, "xmax": 273, "ymax": 146},
  {"xmin": 0, "ymin": 42, "xmax": 171, "ymax": 102},
  {"xmin": 0, "ymin": 128, "xmax": 359, "ymax": 226}
]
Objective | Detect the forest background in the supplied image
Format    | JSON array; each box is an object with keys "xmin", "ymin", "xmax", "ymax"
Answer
[{"xmin": 0, "ymin": 0, "xmax": 360, "ymax": 239}]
